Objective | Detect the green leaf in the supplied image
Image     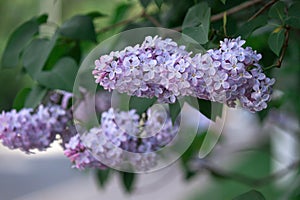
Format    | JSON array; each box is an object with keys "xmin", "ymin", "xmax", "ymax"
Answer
[
  {"xmin": 286, "ymin": 2, "xmax": 300, "ymax": 29},
  {"xmin": 169, "ymin": 99, "xmax": 181, "ymax": 124},
  {"xmin": 197, "ymin": 98, "xmax": 211, "ymax": 119},
  {"xmin": 120, "ymin": 172, "xmax": 135, "ymax": 193},
  {"xmin": 96, "ymin": 169, "xmax": 111, "ymax": 188},
  {"xmin": 180, "ymin": 133, "xmax": 206, "ymax": 179},
  {"xmin": 86, "ymin": 11, "xmax": 107, "ymax": 19},
  {"xmin": 1, "ymin": 14, "xmax": 48, "ymax": 68},
  {"xmin": 111, "ymin": 3, "xmax": 132, "ymax": 24},
  {"xmin": 24, "ymin": 85, "xmax": 47, "ymax": 108},
  {"xmin": 59, "ymin": 15, "xmax": 97, "ymax": 42},
  {"xmin": 182, "ymin": 2, "xmax": 211, "ymax": 44},
  {"xmin": 232, "ymin": 190, "xmax": 266, "ymax": 200},
  {"xmin": 13, "ymin": 88, "xmax": 31, "ymax": 110},
  {"xmin": 268, "ymin": 29, "xmax": 284, "ymax": 56},
  {"xmin": 186, "ymin": 97, "xmax": 222, "ymax": 121},
  {"xmin": 37, "ymin": 57, "xmax": 78, "ymax": 92},
  {"xmin": 23, "ymin": 39, "xmax": 50, "ymax": 78},
  {"xmin": 220, "ymin": 0, "xmax": 226, "ymax": 4},
  {"xmin": 23, "ymin": 34, "xmax": 57, "ymax": 79},
  {"xmin": 237, "ymin": 15, "xmax": 268, "ymax": 38},
  {"xmin": 139, "ymin": 0, "xmax": 152, "ymax": 8},
  {"xmin": 129, "ymin": 96, "xmax": 157, "ymax": 115},
  {"xmin": 154, "ymin": 0, "xmax": 163, "ymax": 8},
  {"xmin": 183, "ymin": 27, "xmax": 209, "ymax": 45},
  {"xmin": 43, "ymin": 40, "xmax": 81, "ymax": 70},
  {"xmin": 268, "ymin": 1, "xmax": 286, "ymax": 21}
]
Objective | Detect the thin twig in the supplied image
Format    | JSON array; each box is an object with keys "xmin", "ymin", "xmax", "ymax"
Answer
[
  {"xmin": 96, "ymin": 12, "xmax": 144, "ymax": 34},
  {"xmin": 193, "ymin": 159, "xmax": 300, "ymax": 187},
  {"xmin": 142, "ymin": 12, "xmax": 162, "ymax": 27},
  {"xmin": 173, "ymin": 0, "xmax": 264, "ymax": 32},
  {"xmin": 265, "ymin": 25, "xmax": 291, "ymax": 70},
  {"xmin": 248, "ymin": 0, "xmax": 278, "ymax": 22},
  {"xmin": 276, "ymin": 26, "xmax": 290, "ymax": 68},
  {"xmin": 254, "ymin": 160, "xmax": 300, "ymax": 186},
  {"xmin": 211, "ymin": 0, "xmax": 264, "ymax": 22}
]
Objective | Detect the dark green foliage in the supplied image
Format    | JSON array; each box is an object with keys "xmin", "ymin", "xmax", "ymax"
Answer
[
  {"xmin": 169, "ymin": 98, "xmax": 181, "ymax": 124},
  {"xmin": 268, "ymin": 29, "xmax": 285, "ymax": 56},
  {"xmin": 96, "ymin": 169, "xmax": 111, "ymax": 188},
  {"xmin": 232, "ymin": 190, "xmax": 266, "ymax": 200},
  {"xmin": 37, "ymin": 57, "xmax": 78, "ymax": 92},
  {"xmin": 268, "ymin": 1, "xmax": 286, "ymax": 21},
  {"xmin": 1, "ymin": 14, "xmax": 48, "ymax": 69},
  {"xmin": 139, "ymin": 0, "xmax": 152, "ymax": 8},
  {"xmin": 286, "ymin": 2, "xmax": 300, "ymax": 29},
  {"xmin": 23, "ymin": 37, "xmax": 57, "ymax": 79},
  {"xmin": 182, "ymin": 2, "xmax": 211, "ymax": 44},
  {"xmin": 120, "ymin": 172, "xmax": 135, "ymax": 193},
  {"xmin": 129, "ymin": 96, "xmax": 157, "ymax": 115},
  {"xmin": 154, "ymin": 0, "xmax": 163, "ymax": 9},
  {"xmin": 186, "ymin": 97, "xmax": 222, "ymax": 121},
  {"xmin": 13, "ymin": 88, "xmax": 31, "ymax": 110},
  {"xmin": 236, "ymin": 15, "xmax": 268, "ymax": 38},
  {"xmin": 59, "ymin": 15, "xmax": 97, "ymax": 42},
  {"xmin": 24, "ymin": 85, "xmax": 47, "ymax": 109}
]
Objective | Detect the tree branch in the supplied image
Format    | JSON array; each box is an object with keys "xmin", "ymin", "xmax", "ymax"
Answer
[
  {"xmin": 248, "ymin": 0, "xmax": 278, "ymax": 22},
  {"xmin": 173, "ymin": 0, "xmax": 264, "ymax": 32},
  {"xmin": 96, "ymin": 12, "xmax": 144, "ymax": 34},
  {"xmin": 142, "ymin": 12, "xmax": 162, "ymax": 27},
  {"xmin": 211, "ymin": 0, "xmax": 264, "ymax": 22},
  {"xmin": 191, "ymin": 158, "xmax": 300, "ymax": 187},
  {"xmin": 276, "ymin": 26, "xmax": 290, "ymax": 68}
]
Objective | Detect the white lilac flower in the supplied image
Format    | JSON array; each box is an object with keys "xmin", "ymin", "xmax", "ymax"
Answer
[{"xmin": 0, "ymin": 105, "xmax": 67, "ymax": 153}]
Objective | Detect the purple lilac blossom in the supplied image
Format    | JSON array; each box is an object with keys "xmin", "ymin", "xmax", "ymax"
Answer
[
  {"xmin": 72, "ymin": 107, "xmax": 177, "ymax": 170},
  {"xmin": 100, "ymin": 108, "xmax": 178, "ymax": 153},
  {"xmin": 64, "ymin": 133, "xmax": 106, "ymax": 170},
  {"xmin": 93, "ymin": 36, "xmax": 275, "ymax": 112},
  {"xmin": 203, "ymin": 37, "xmax": 275, "ymax": 112},
  {"xmin": 0, "ymin": 105, "xmax": 67, "ymax": 153},
  {"xmin": 93, "ymin": 36, "xmax": 194, "ymax": 103}
]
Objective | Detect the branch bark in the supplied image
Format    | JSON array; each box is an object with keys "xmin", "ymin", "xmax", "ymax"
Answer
[
  {"xmin": 191, "ymin": 158, "xmax": 300, "ymax": 187},
  {"xmin": 211, "ymin": 0, "xmax": 264, "ymax": 22},
  {"xmin": 173, "ymin": 0, "xmax": 264, "ymax": 32}
]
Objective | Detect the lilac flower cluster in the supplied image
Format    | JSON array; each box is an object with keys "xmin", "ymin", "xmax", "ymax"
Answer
[
  {"xmin": 93, "ymin": 36, "xmax": 194, "ymax": 103},
  {"xmin": 64, "ymin": 108, "xmax": 177, "ymax": 171},
  {"xmin": 64, "ymin": 133, "xmax": 106, "ymax": 170},
  {"xmin": 193, "ymin": 37, "xmax": 275, "ymax": 112},
  {"xmin": 100, "ymin": 108, "xmax": 177, "ymax": 153},
  {"xmin": 93, "ymin": 36, "xmax": 275, "ymax": 112},
  {"xmin": 0, "ymin": 105, "xmax": 67, "ymax": 153}
]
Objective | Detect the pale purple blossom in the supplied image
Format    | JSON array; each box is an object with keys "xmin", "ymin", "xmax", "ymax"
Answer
[
  {"xmin": 75, "ymin": 107, "xmax": 178, "ymax": 170},
  {"xmin": 94, "ymin": 36, "xmax": 275, "ymax": 112},
  {"xmin": 64, "ymin": 134, "xmax": 106, "ymax": 170},
  {"xmin": 0, "ymin": 105, "xmax": 67, "ymax": 153}
]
